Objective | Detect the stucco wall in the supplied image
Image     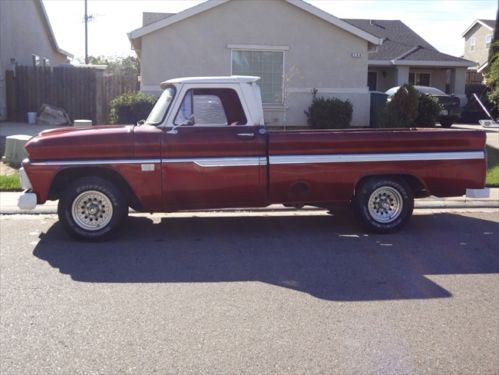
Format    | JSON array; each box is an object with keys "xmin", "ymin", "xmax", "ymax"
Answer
[
  {"xmin": 464, "ymin": 23, "xmax": 493, "ymax": 68},
  {"xmin": 0, "ymin": 0, "xmax": 69, "ymax": 120},
  {"xmin": 139, "ymin": 0, "xmax": 371, "ymax": 126},
  {"xmin": 0, "ymin": 0, "xmax": 68, "ymax": 68}
]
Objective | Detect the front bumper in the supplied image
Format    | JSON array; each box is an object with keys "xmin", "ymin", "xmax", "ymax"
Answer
[
  {"xmin": 19, "ymin": 167, "xmax": 32, "ymax": 190},
  {"xmin": 17, "ymin": 167, "xmax": 37, "ymax": 210},
  {"xmin": 17, "ymin": 191, "xmax": 37, "ymax": 210}
]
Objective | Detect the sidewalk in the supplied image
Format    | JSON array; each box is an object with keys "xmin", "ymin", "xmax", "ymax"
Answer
[{"xmin": 1, "ymin": 190, "xmax": 498, "ymax": 215}]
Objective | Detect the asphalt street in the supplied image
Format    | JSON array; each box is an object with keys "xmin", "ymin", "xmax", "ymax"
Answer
[{"xmin": 1, "ymin": 210, "xmax": 498, "ymax": 374}]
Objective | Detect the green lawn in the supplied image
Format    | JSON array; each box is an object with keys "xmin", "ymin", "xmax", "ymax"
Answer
[
  {"xmin": 0, "ymin": 174, "xmax": 21, "ymax": 191},
  {"xmin": 486, "ymin": 145, "xmax": 499, "ymax": 187}
]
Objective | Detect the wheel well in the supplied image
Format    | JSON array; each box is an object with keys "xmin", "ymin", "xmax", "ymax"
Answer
[
  {"xmin": 48, "ymin": 167, "xmax": 142, "ymax": 209},
  {"xmin": 355, "ymin": 174, "xmax": 428, "ymax": 198}
]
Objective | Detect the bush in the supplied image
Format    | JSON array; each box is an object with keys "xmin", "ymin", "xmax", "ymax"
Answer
[
  {"xmin": 305, "ymin": 89, "xmax": 353, "ymax": 129},
  {"xmin": 109, "ymin": 92, "xmax": 158, "ymax": 125},
  {"xmin": 380, "ymin": 84, "xmax": 419, "ymax": 128},
  {"xmin": 415, "ymin": 94, "xmax": 441, "ymax": 127}
]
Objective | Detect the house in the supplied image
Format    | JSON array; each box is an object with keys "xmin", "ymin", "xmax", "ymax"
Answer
[
  {"xmin": 462, "ymin": 19, "xmax": 495, "ymax": 84},
  {"xmin": 0, "ymin": 0, "xmax": 73, "ymax": 120},
  {"xmin": 128, "ymin": 0, "xmax": 472, "ymax": 127},
  {"xmin": 128, "ymin": 0, "xmax": 383, "ymax": 127},
  {"xmin": 345, "ymin": 19, "xmax": 475, "ymax": 103}
]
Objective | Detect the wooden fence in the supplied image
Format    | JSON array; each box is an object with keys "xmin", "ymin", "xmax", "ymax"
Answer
[{"xmin": 6, "ymin": 66, "xmax": 139, "ymax": 124}]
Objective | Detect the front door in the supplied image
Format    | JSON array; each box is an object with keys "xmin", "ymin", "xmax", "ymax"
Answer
[{"xmin": 160, "ymin": 87, "xmax": 267, "ymax": 210}]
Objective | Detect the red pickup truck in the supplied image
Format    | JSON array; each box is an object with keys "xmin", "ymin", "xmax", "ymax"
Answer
[{"xmin": 19, "ymin": 76, "xmax": 486, "ymax": 240}]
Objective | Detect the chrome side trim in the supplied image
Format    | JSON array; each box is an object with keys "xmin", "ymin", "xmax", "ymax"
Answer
[
  {"xmin": 30, "ymin": 159, "xmax": 161, "ymax": 166},
  {"xmin": 162, "ymin": 157, "xmax": 267, "ymax": 167},
  {"xmin": 269, "ymin": 151, "xmax": 485, "ymax": 165},
  {"xmin": 26, "ymin": 151, "xmax": 484, "ymax": 169}
]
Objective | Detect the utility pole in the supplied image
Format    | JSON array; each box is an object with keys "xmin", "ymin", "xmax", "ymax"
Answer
[{"xmin": 84, "ymin": 0, "xmax": 88, "ymax": 64}]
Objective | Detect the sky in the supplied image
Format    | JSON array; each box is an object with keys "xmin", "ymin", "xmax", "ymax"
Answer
[{"xmin": 42, "ymin": 0, "xmax": 497, "ymax": 62}]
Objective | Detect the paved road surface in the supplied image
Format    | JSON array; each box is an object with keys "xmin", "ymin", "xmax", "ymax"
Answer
[{"xmin": 1, "ymin": 210, "xmax": 498, "ymax": 374}]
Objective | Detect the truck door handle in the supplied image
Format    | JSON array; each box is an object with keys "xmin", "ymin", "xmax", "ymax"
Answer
[{"xmin": 237, "ymin": 132, "xmax": 255, "ymax": 139}]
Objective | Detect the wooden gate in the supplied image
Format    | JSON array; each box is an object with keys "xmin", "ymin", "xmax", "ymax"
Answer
[{"xmin": 5, "ymin": 66, "xmax": 139, "ymax": 124}]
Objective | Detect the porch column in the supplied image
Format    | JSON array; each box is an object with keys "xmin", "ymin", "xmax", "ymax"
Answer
[
  {"xmin": 395, "ymin": 66, "xmax": 410, "ymax": 86},
  {"xmin": 450, "ymin": 67, "xmax": 467, "ymax": 105}
]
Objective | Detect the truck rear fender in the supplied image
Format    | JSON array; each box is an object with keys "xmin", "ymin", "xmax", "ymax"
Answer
[
  {"xmin": 354, "ymin": 174, "xmax": 429, "ymax": 199},
  {"xmin": 48, "ymin": 167, "xmax": 142, "ymax": 211}
]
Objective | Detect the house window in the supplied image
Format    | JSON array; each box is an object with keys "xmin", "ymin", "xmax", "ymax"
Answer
[
  {"xmin": 486, "ymin": 34, "xmax": 492, "ymax": 48},
  {"xmin": 232, "ymin": 50, "xmax": 284, "ymax": 104},
  {"xmin": 32, "ymin": 54, "xmax": 40, "ymax": 67},
  {"xmin": 174, "ymin": 88, "xmax": 247, "ymax": 126},
  {"xmin": 469, "ymin": 37, "xmax": 476, "ymax": 52},
  {"xmin": 409, "ymin": 72, "xmax": 430, "ymax": 86},
  {"xmin": 367, "ymin": 72, "xmax": 377, "ymax": 91}
]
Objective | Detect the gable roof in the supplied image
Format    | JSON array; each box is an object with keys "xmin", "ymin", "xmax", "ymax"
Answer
[
  {"xmin": 344, "ymin": 19, "xmax": 474, "ymax": 67},
  {"xmin": 35, "ymin": 0, "xmax": 73, "ymax": 58},
  {"xmin": 128, "ymin": 0, "xmax": 383, "ymax": 45},
  {"xmin": 462, "ymin": 19, "xmax": 495, "ymax": 37}
]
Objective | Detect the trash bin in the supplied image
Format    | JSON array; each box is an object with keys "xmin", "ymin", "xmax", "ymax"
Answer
[
  {"xmin": 2, "ymin": 134, "xmax": 31, "ymax": 166},
  {"xmin": 369, "ymin": 91, "xmax": 388, "ymax": 128},
  {"xmin": 27, "ymin": 112, "xmax": 37, "ymax": 125},
  {"xmin": 74, "ymin": 119, "xmax": 93, "ymax": 128}
]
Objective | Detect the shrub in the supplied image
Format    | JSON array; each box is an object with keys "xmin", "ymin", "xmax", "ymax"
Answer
[
  {"xmin": 305, "ymin": 89, "xmax": 353, "ymax": 129},
  {"xmin": 109, "ymin": 91, "xmax": 158, "ymax": 125},
  {"xmin": 380, "ymin": 84, "xmax": 419, "ymax": 128},
  {"xmin": 415, "ymin": 94, "xmax": 441, "ymax": 127}
]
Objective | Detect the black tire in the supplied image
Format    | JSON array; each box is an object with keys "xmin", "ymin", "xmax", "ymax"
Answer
[
  {"xmin": 353, "ymin": 177, "xmax": 414, "ymax": 233},
  {"xmin": 440, "ymin": 119, "xmax": 453, "ymax": 128},
  {"xmin": 58, "ymin": 176, "xmax": 128, "ymax": 241}
]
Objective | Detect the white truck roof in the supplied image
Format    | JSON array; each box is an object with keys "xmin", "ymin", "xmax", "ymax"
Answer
[{"xmin": 160, "ymin": 76, "xmax": 260, "ymax": 88}]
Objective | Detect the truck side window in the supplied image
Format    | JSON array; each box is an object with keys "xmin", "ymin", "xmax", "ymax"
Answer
[{"xmin": 174, "ymin": 88, "xmax": 247, "ymax": 126}]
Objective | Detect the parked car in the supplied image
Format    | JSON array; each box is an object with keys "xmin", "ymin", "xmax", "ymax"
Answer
[
  {"xmin": 386, "ymin": 86, "xmax": 461, "ymax": 127},
  {"xmin": 18, "ymin": 76, "xmax": 486, "ymax": 240}
]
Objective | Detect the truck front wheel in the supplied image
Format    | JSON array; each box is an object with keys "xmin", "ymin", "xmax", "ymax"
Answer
[
  {"xmin": 58, "ymin": 176, "xmax": 128, "ymax": 240},
  {"xmin": 353, "ymin": 178, "xmax": 414, "ymax": 233}
]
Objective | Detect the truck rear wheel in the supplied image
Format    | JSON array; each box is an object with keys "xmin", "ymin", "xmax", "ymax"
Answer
[
  {"xmin": 58, "ymin": 176, "xmax": 127, "ymax": 241},
  {"xmin": 353, "ymin": 177, "xmax": 414, "ymax": 233}
]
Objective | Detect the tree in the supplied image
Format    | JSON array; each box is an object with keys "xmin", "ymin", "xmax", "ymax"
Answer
[
  {"xmin": 486, "ymin": 9, "xmax": 499, "ymax": 110},
  {"xmin": 87, "ymin": 56, "xmax": 140, "ymax": 76}
]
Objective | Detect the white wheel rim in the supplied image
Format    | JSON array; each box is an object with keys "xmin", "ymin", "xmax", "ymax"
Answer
[
  {"xmin": 71, "ymin": 190, "xmax": 113, "ymax": 231},
  {"xmin": 367, "ymin": 186, "xmax": 403, "ymax": 224}
]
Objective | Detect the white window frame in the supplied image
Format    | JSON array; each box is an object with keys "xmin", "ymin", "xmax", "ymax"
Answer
[
  {"xmin": 486, "ymin": 34, "xmax": 492, "ymax": 48},
  {"xmin": 229, "ymin": 46, "xmax": 287, "ymax": 106},
  {"xmin": 469, "ymin": 37, "xmax": 476, "ymax": 51}
]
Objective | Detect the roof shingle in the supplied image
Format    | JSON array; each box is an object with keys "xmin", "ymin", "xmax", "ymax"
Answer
[{"xmin": 343, "ymin": 19, "xmax": 469, "ymax": 64}]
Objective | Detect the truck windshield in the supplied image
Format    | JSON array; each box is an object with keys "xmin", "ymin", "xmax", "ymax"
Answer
[{"xmin": 145, "ymin": 87, "xmax": 176, "ymax": 125}]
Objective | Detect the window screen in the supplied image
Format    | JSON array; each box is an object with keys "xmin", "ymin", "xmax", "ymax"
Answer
[{"xmin": 232, "ymin": 50, "xmax": 284, "ymax": 104}]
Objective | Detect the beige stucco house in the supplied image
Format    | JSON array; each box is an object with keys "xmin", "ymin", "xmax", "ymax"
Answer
[
  {"xmin": 128, "ymin": 0, "xmax": 383, "ymax": 127},
  {"xmin": 0, "ymin": 0, "xmax": 72, "ymax": 120},
  {"xmin": 462, "ymin": 19, "xmax": 495, "ymax": 83}
]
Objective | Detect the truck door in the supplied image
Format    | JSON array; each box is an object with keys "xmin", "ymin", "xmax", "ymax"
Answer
[{"xmin": 161, "ymin": 87, "xmax": 267, "ymax": 210}]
